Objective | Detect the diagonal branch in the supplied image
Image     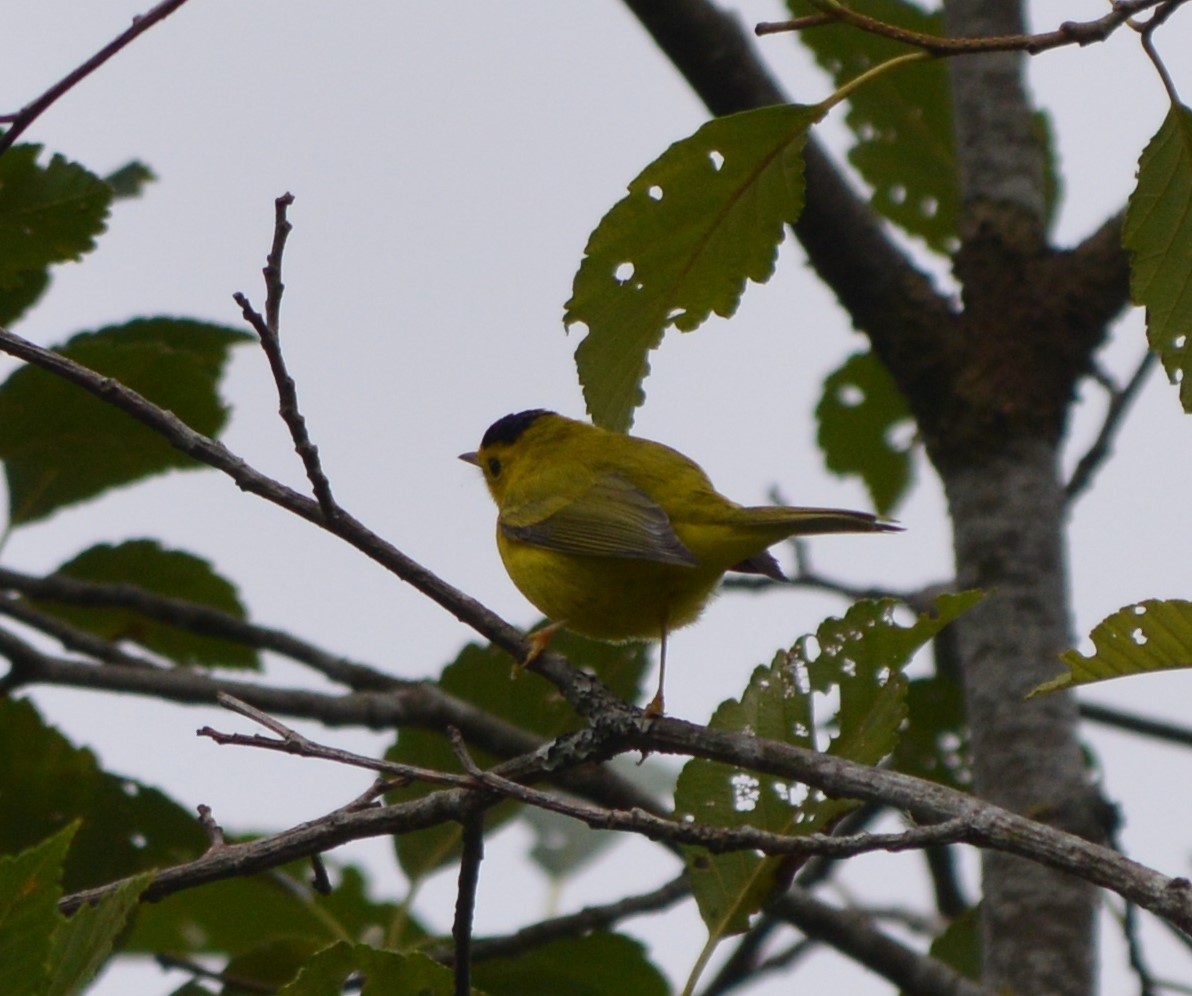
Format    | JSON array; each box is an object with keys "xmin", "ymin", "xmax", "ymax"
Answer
[
  {"xmin": 0, "ymin": 0, "xmax": 195, "ymax": 154},
  {"xmin": 769, "ymin": 887, "xmax": 987, "ymax": 996},
  {"xmin": 1065, "ymin": 351, "xmax": 1157, "ymax": 503}
]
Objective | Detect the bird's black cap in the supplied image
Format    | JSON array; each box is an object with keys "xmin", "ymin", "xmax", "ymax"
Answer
[{"xmin": 480, "ymin": 409, "xmax": 553, "ymax": 449}]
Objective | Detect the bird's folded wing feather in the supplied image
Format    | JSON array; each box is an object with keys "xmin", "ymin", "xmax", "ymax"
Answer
[{"xmin": 499, "ymin": 473, "xmax": 699, "ymax": 566}]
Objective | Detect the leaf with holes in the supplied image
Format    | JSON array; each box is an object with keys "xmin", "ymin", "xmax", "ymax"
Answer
[
  {"xmin": 786, "ymin": 0, "xmax": 956, "ymax": 251},
  {"xmin": 816, "ymin": 351, "xmax": 915, "ymax": 515},
  {"xmin": 1033, "ymin": 599, "xmax": 1192, "ymax": 695},
  {"xmin": 566, "ymin": 104, "xmax": 820, "ymax": 431},
  {"xmin": 675, "ymin": 592, "xmax": 979, "ymax": 978},
  {"xmin": 1124, "ymin": 104, "xmax": 1192, "ymax": 413}
]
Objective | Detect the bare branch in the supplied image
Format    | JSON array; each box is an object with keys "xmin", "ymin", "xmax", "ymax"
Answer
[
  {"xmin": 452, "ymin": 812, "xmax": 485, "ymax": 995},
  {"xmin": 1080, "ymin": 701, "xmax": 1192, "ymax": 749},
  {"xmin": 771, "ymin": 887, "xmax": 988, "ymax": 996},
  {"xmin": 0, "ymin": 0, "xmax": 195, "ymax": 154},
  {"xmin": 1065, "ymin": 352, "xmax": 1158, "ymax": 503},
  {"xmin": 233, "ymin": 194, "xmax": 337, "ymax": 519},
  {"xmin": 0, "ymin": 563, "xmax": 396, "ymax": 690},
  {"xmin": 0, "ymin": 595, "xmax": 160, "ymax": 669},
  {"xmin": 756, "ymin": 0, "xmax": 1177, "ymax": 56},
  {"xmin": 459, "ymin": 875, "xmax": 689, "ymax": 963},
  {"xmin": 56, "ymin": 707, "xmax": 1192, "ymax": 939}
]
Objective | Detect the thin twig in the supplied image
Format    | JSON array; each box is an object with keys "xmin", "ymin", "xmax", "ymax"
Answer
[
  {"xmin": 0, "ymin": 0, "xmax": 194, "ymax": 154},
  {"xmin": 453, "ymin": 812, "xmax": 485, "ymax": 995},
  {"xmin": 1066, "ymin": 352, "xmax": 1157, "ymax": 502},
  {"xmin": 755, "ymin": 0, "xmax": 1173, "ymax": 55},
  {"xmin": 1137, "ymin": 2, "xmax": 1184, "ymax": 104},
  {"xmin": 454, "ymin": 875, "xmax": 690, "ymax": 963},
  {"xmin": 155, "ymin": 953, "xmax": 274, "ymax": 995},
  {"xmin": 233, "ymin": 194, "xmax": 337, "ymax": 520},
  {"xmin": 1080, "ymin": 700, "xmax": 1192, "ymax": 749}
]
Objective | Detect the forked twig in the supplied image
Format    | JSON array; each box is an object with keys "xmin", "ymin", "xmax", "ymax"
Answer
[{"xmin": 233, "ymin": 194, "xmax": 338, "ymax": 520}]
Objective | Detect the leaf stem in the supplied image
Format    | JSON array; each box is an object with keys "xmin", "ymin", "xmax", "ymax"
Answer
[{"xmin": 813, "ymin": 51, "xmax": 931, "ymax": 118}]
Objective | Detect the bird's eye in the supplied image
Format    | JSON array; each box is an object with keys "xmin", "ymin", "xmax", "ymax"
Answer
[{"xmin": 487, "ymin": 457, "xmax": 501, "ymax": 477}]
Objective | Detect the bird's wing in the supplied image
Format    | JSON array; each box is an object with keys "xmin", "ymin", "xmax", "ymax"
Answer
[{"xmin": 499, "ymin": 473, "xmax": 699, "ymax": 566}]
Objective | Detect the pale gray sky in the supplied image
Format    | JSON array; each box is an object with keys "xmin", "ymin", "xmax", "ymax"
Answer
[{"xmin": 5, "ymin": 2, "xmax": 1192, "ymax": 992}]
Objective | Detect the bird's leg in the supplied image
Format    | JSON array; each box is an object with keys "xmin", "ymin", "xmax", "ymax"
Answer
[
  {"xmin": 644, "ymin": 611, "xmax": 669, "ymax": 716},
  {"xmin": 522, "ymin": 619, "xmax": 566, "ymax": 670}
]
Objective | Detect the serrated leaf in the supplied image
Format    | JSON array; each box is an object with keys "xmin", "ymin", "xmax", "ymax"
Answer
[
  {"xmin": 0, "ymin": 825, "xmax": 76, "ymax": 996},
  {"xmin": 566, "ymin": 104, "xmax": 820, "ymax": 431},
  {"xmin": 103, "ymin": 160, "xmax": 156, "ymax": 200},
  {"xmin": 1124, "ymin": 104, "xmax": 1192, "ymax": 412},
  {"xmin": 473, "ymin": 932, "xmax": 667, "ymax": 996},
  {"xmin": 278, "ymin": 942, "xmax": 464, "ymax": 996},
  {"xmin": 675, "ymin": 593, "xmax": 978, "ymax": 957},
  {"xmin": 47, "ymin": 871, "xmax": 151, "ymax": 996},
  {"xmin": 0, "ymin": 317, "xmax": 252, "ymax": 525},
  {"xmin": 0, "ymin": 698, "xmax": 205, "ymax": 892},
  {"xmin": 1034, "ymin": 599, "xmax": 1192, "ymax": 695},
  {"xmin": 33, "ymin": 539, "xmax": 258, "ymax": 669},
  {"xmin": 0, "ymin": 145, "xmax": 111, "ymax": 288},
  {"xmin": 816, "ymin": 351, "xmax": 914, "ymax": 515},
  {"xmin": 390, "ymin": 630, "xmax": 650, "ymax": 879},
  {"xmin": 786, "ymin": 0, "xmax": 957, "ymax": 251}
]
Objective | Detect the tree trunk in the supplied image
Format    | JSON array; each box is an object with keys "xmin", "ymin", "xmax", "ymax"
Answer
[{"xmin": 945, "ymin": 442, "xmax": 1099, "ymax": 993}]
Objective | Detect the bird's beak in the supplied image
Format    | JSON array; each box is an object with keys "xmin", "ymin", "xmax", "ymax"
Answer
[{"xmin": 459, "ymin": 451, "xmax": 479, "ymax": 466}]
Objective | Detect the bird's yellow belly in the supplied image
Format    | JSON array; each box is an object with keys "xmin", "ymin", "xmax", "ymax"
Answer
[{"xmin": 497, "ymin": 535, "xmax": 721, "ymax": 641}]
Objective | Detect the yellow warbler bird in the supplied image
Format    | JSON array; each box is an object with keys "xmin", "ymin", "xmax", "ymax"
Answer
[{"xmin": 461, "ymin": 410, "xmax": 898, "ymax": 715}]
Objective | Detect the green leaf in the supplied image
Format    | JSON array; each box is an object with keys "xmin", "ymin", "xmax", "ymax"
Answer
[
  {"xmin": 0, "ymin": 825, "xmax": 76, "ymax": 996},
  {"xmin": 46, "ymin": 871, "xmax": 151, "ymax": 996},
  {"xmin": 220, "ymin": 937, "xmax": 326, "ymax": 994},
  {"xmin": 0, "ymin": 317, "xmax": 252, "ymax": 525},
  {"xmin": 390, "ymin": 630, "xmax": 651, "ymax": 879},
  {"xmin": 915, "ymin": 906, "xmax": 981, "ymax": 992},
  {"xmin": 277, "ymin": 943, "xmax": 464, "ymax": 996},
  {"xmin": 675, "ymin": 593, "xmax": 978, "ymax": 955},
  {"xmin": 890, "ymin": 674, "xmax": 970, "ymax": 790},
  {"xmin": 33, "ymin": 539, "xmax": 258, "ymax": 669},
  {"xmin": 0, "ymin": 145, "xmax": 111, "ymax": 288},
  {"xmin": 0, "ymin": 266, "xmax": 50, "ymax": 326},
  {"xmin": 473, "ymin": 932, "xmax": 667, "ymax": 996},
  {"xmin": 103, "ymin": 160, "xmax": 156, "ymax": 200},
  {"xmin": 1124, "ymin": 104, "xmax": 1192, "ymax": 412},
  {"xmin": 566, "ymin": 104, "xmax": 820, "ymax": 431},
  {"xmin": 786, "ymin": 0, "xmax": 957, "ymax": 252},
  {"xmin": 816, "ymin": 351, "xmax": 915, "ymax": 515},
  {"xmin": 126, "ymin": 862, "xmax": 410, "ymax": 957},
  {"xmin": 1034, "ymin": 599, "xmax": 1192, "ymax": 695},
  {"xmin": 0, "ymin": 698, "xmax": 205, "ymax": 892}
]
